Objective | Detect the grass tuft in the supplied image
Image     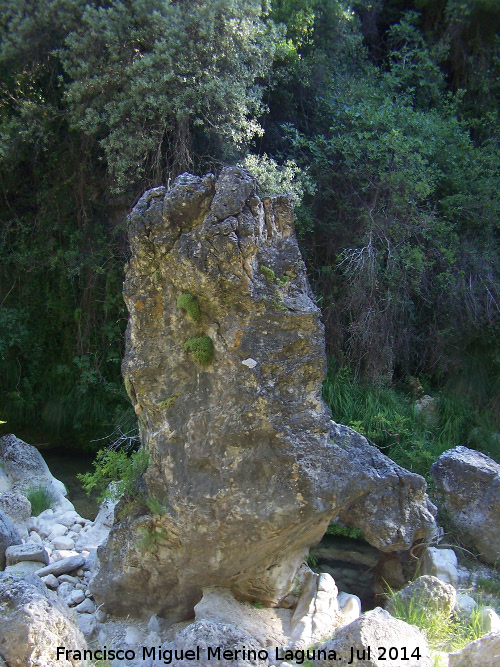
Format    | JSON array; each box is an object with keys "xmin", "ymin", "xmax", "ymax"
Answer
[{"xmin": 26, "ymin": 484, "xmax": 55, "ymax": 516}]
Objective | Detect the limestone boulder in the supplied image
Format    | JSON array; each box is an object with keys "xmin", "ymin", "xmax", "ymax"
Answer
[
  {"xmin": 431, "ymin": 446, "xmax": 500, "ymax": 564},
  {"xmin": 312, "ymin": 608, "xmax": 432, "ymax": 667},
  {"xmin": 0, "ymin": 510, "xmax": 22, "ymax": 570},
  {"xmin": 0, "ymin": 492, "xmax": 30, "ymax": 537},
  {"xmin": 387, "ymin": 576, "xmax": 456, "ymax": 618},
  {"xmin": 0, "ymin": 434, "xmax": 68, "ymax": 500},
  {"xmin": 420, "ymin": 547, "xmax": 459, "ymax": 586},
  {"xmin": 289, "ymin": 571, "xmax": 340, "ymax": 647},
  {"xmin": 194, "ymin": 587, "xmax": 292, "ymax": 648},
  {"xmin": 91, "ymin": 168, "xmax": 437, "ymax": 622},
  {"xmin": 144, "ymin": 619, "xmax": 268, "ymax": 667},
  {"xmin": 448, "ymin": 631, "xmax": 500, "ymax": 667},
  {"xmin": 330, "ymin": 423, "xmax": 437, "ymax": 551},
  {"xmin": 0, "ymin": 572, "xmax": 86, "ymax": 666}
]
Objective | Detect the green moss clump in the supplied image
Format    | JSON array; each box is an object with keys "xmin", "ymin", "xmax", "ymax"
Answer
[
  {"xmin": 184, "ymin": 335, "xmax": 214, "ymax": 365},
  {"xmin": 177, "ymin": 293, "xmax": 200, "ymax": 321},
  {"xmin": 260, "ymin": 265, "xmax": 276, "ymax": 283}
]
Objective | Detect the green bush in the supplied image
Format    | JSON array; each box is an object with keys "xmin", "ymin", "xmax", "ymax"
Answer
[
  {"xmin": 184, "ymin": 335, "xmax": 214, "ymax": 365},
  {"xmin": 78, "ymin": 447, "xmax": 149, "ymax": 502},
  {"xmin": 26, "ymin": 485, "xmax": 55, "ymax": 516}
]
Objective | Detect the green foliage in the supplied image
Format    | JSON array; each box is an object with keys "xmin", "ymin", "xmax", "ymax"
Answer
[
  {"xmin": 137, "ymin": 525, "xmax": 169, "ymax": 552},
  {"xmin": 326, "ymin": 522, "xmax": 364, "ymax": 540},
  {"xmin": 183, "ymin": 335, "xmax": 214, "ymax": 366},
  {"xmin": 62, "ymin": 0, "xmax": 281, "ymax": 191},
  {"xmin": 306, "ymin": 553, "xmax": 318, "ymax": 568},
  {"xmin": 238, "ymin": 153, "xmax": 315, "ymax": 204},
  {"xmin": 78, "ymin": 448, "xmax": 149, "ymax": 502},
  {"xmin": 260, "ymin": 265, "xmax": 276, "ymax": 283},
  {"xmin": 26, "ymin": 485, "xmax": 55, "ymax": 516},
  {"xmin": 323, "ymin": 367, "xmax": 499, "ymax": 476},
  {"xmin": 176, "ymin": 294, "xmax": 200, "ymax": 322},
  {"xmin": 252, "ymin": 600, "xmax": 264, "ymax": 609},
  {"xmin": 387, "ymin": 583, "xmax": 486, "ymax": 653}
]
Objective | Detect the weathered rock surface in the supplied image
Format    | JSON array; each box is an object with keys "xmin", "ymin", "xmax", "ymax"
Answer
[
  {"xmin": 421, "ymin": 547, "xmax": 459, "ymax": 586},
  {"xmin": 289, "ymin": 571, "xmax": 340, "ymax": 647},
  {"xmin": 387, "ymin": 576, "xmax": 456, "ymax": 618},
  {"xmin": 0, "ymin": 434, "xmax": 68, "ymax": 504},
  {"xmin": 312, "ymin": 608, "xmax": 432, "ymax": 667},
  {"xmin": 0, "ymin": 572, "xmax": 86, "ymax": 666},
  {"xmin": 431, "ymin": 446, "xmax": 500, "ymax": 564},
  {"xmin": 330, "ymin": 423, "xmax": 436, "ymax": 551},
  {"xmin": 448, "ymin": 631, "xmax": 500, "ymax": 667},
  {"xmin": 0, "ymin": 510, "xmax": 22, "ymax": 570},
  {"xmin": 144, "ymin": 619, "xmax": 269, "ymax": 667},
  {"xmin": 91, "ymin": 168, "xmax": 436, "ymax": 621},
  {"xmin": 194, "ymin": 587, "xmax": 292, "ymax": 648}
]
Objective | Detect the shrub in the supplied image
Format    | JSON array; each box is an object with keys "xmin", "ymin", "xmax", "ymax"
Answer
[
  {"xmin": 78, "ymin": 447, "xmax": 149, "ymax": 502},
  {"xmin": 184, "ymin": 335, "xmax": 214, "ymax": 365},
  {"xmin": 26, "ymin": 485, "xmax": 55, "ymax": 516}
]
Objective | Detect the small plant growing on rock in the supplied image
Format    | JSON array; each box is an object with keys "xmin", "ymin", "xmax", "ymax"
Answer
[
  {"xmin": 184, "ymin": 335, "xmax": 214, "ymax": 365},
  {"xmin": 78, "ymin": 447, "xmax": 149, "ymax": 502},
  {"xmin": 177, "ymin": 293, "xmax": 200, "ymax": 321},
  {"xmin": 260, "ymin": 265, "xmax": 276, "ymax": 283},
  {"xmin": 26, "ymin": 484, "xmax": 55, "ymax": 516}
]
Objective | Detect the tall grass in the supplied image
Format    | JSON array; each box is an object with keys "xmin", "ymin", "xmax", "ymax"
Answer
[
  {"xmin": 323, "ymin": 367, "xmax": 499, "ymax": 477},
  {"xmin": 387, "ymin": 585, "xmax": 486, "ymax": 653}
]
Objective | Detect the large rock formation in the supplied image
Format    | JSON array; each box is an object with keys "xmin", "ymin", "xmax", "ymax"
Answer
[
  {"xmin": 431, "ymin": 446, "xmax": 500, "ymax": 564},
  {"xmin": 91, "ymin": 167, "xmax": 435, "ymax": 621}
]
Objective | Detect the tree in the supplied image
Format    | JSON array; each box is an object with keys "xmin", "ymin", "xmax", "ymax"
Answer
[{"xmin": 62, "ymin": 0, "xmax": 280, "ymax": 192}]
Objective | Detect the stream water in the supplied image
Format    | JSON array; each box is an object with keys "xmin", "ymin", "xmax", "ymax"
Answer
[{"xmin": 42, "ymin": 448, "xmax": 101, "ymax": 520}]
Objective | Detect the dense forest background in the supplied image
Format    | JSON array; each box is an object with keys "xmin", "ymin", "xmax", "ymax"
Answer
[{"xmin": 1, "ymin": 0, "xmax": 499, "ymax": 469}]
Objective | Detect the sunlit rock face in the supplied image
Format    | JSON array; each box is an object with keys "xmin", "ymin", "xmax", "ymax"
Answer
[{"xmin": 90, "ymin": 167, "xmax": 435, "ymax": 622}]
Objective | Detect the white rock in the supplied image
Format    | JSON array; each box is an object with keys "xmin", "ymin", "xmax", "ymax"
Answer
[
  {"xmin": 57, "ymin": 582, "xmax": 74, "ymax": 603},
  {"xmin": 29, "ymin": 530, "xmax": 42, "ymax": 544},
  {"xmin": 75, "ymin": 598, "xmax": 95, "ymax": 614},
  {"xmin": 124, "ymin": 625, "xmax": 144, "ymax": 645},
  {"xmin": 42, "ymin": 574, "xmax": 59, "ymax": 589},
  {"xmin": 47, "ymin": 523, "xmax": 68, "ymax": 540},
  {"xmin": 241, "ymin": 358, "xmax": 257, "ymax": 368},
  {"xmin": 71, "ymin": 523, "xmax": 82, "ymax": 533},
  {"xmin": 479, "ymin": 607, "xmax": 500, "ymax": 634},
  {"xmin": 449, "ymin": 631, "xmax": 500, "ymax": 666},
  {"xmin": 455, "ymin": 594, "xmax": 477, "ymax": 616},
  {"xmin": 421, "ymin": 547, "xmax": 459, "ymax": 586},
  {"xmin": 51, "ymin": 536, "xmax": 75, "ymax": 551},
  {"xmin": 77, "ymin": 613, "xmax": 97, "ymax": 638},
  {"xmin": 290, "ymin": 571, "xmax": 340, "ymax": 647},
  {"xmin": 337, "ymin": 591, "xmax": 361, "ymax": 625},
  {"xmin": 70, "ymin": 589, "xmax": 86, "ymax": 606}
]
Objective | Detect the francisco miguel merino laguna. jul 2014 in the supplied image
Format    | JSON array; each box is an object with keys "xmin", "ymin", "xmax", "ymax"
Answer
[{"xmin": 56, "ymin": 644, "xmax": 425, "ymax": 664}]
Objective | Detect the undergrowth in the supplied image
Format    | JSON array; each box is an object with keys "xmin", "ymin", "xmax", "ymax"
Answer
[
  {"xmin": 78, "ymin": 447, "xmax": 149, "ymax": 502},
  {"xmin": 323, "ymin": 367, "xmax": 499, "ymax": 477},
  {"xmin": 387, "ymin": 585, "xmax": 485, "ymax": 653},
  {"xmin": 26, "ymin": 484, "xmax": 55, "ymax": 516}
]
